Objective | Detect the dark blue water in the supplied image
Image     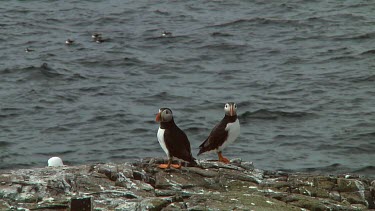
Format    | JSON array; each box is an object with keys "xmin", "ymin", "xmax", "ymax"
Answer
[{"xmin": 1, "ymin": 0, "xmax": 374, "ymax": 176}]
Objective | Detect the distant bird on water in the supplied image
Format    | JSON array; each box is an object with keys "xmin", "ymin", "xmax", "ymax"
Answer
[
  {"xmin": 161, "ymin": 31, "xmax": 172, "ymax": 37},
  {"xmin": 91, "ymin": 33, "xmax": 106, "ymax": 43},
  {"xmin": 25, "ymin": 48, "xmax": 34, "ymax": 52},
  {"xmin": 156, "ymin": 108, "xmax": 197, "ymax": 169},
  {"xmin": 91, "ymin": 33, "xmax": 102, "ymax": 39},
  {"xmin": 198, "ymin": 102, "xmax": 240, "ymax": 163},
  {"xmin": 65, "ymin": 39, "xmax": 74, "ymax": 45}
]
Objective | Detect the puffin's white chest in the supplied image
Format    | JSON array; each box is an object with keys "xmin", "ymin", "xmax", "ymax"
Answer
[
  {"xmin": 157, "ymin": 128, "xmax": 169, "ymax": 156},
  {"xmin": 218, "ymin": 118, "xmax": 240, "ymax": 151}
]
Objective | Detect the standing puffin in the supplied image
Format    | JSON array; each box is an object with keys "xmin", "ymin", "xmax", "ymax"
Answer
[
  {"xmin": 156, "ymin": 108, "xmax": 197, "ymax": 169},
  {"xmin": 198, "ymin": 102, "xmax": 240, "ymax": 163}
]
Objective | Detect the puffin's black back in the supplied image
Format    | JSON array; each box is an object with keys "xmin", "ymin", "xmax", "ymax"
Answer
[{"xmin": 161, "ymin": 120, "xmax": 196, "ymax": 165}]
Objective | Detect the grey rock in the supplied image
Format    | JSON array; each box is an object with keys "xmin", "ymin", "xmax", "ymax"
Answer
[
  {"xmin": 239, "ymin": 161, "xmax": 255, "ymax": 170},
  {"xmin": 155, "ymin": 189, "xmax": 176, "ymax": 197},
  {"xmin": 185, "ymin": 167, "xmax": 218, "ymax": 178},
  {"xmin": 139, "ymin": 197, "xmax": 173, "ymax": 211},
  {"xmin": 115, "ymin": 202, "xmax": 138, "ymax": 211}
]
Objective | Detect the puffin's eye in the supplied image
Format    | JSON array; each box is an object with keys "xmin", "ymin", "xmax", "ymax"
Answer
[
  {"xmin": 234, "ymin": 104, "xmax": 237, "ymax": 109},
  {"xmin": 225, "ymin": 104, "xmax": 228, "ymax": 108}
]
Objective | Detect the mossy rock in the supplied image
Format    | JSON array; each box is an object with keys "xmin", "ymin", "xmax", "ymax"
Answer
[
  {"xmin": 299, "ymin": 186, "xmax": 330, "ymax": 198},
  {"xmin": 287, "ymin": 194, "xmax": 332, "ymax": 211},
  {"xmin": 341, "ymin": 192, "xmax": 367, "ymax": 206},
  {"xmin": 313, "ymin": 176, "xmax": 337, "ymax": 190}
]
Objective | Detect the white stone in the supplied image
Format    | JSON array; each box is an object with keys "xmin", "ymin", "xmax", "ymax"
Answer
[{"xmin": 48, "ymin": 157, "xmax": 64, "ymax": 167}]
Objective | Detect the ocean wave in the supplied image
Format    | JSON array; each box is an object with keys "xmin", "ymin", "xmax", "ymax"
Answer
[
  {"xmin": 0, "ymin": 141, "xmax": 13, "ymax": 147},
  {"xmin": 210, "ymin": 32, "xmax": 233, "ymax": 37},
  {"xmin": 333, "ymin": 32, "xmax": 375, "ymax": 40},
  {"xmin": 1, "ymin": 63, "xmax": 65, "ymax": 80},
  {"xmin": 297, "ymin": 163, "xmax": 350, "ymax": 174},
  {"xmin": 360, "ymin": 49, "xmax": 375, "ymax": 55},
  {"xmin": 353, "ymin": 166, "xmax": 375, "ymax": 176},
  {"xmin": 240, "ymin": 109, "xmax": 315, "ymax": 120},
  {"xmin": 197, "ymin": 43, "xmax": 248, "ymax": 51},
  {"xmin": 42, "ymin": 126, "xmax": 71, "ymax": 133},
  {"xmin": 136, "ymin": 92, "xmax": 191, "ymax": 104},
  {"xmin": 339, "ymin": 145, "xmax": 375, "ymax": 154},
  {"xmin": 274, "ymin": 134, "xmax": 316, "ymax": 141},
  {"xmin": 212, "ymin": 17, "xmax": 302, "ymax": 28}
]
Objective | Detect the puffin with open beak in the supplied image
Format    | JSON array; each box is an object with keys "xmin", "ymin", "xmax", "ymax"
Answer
[
  {"xmin": 156, "ymin": 108, "xmax": 197, "ymax": 169},
  {"xmin": 198, "ymin": 102, "xmax": 240, "ymax": 163}
]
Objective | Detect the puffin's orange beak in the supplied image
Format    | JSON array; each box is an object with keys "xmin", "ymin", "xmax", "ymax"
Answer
[
  {"xmin": 229, "ymin": 105, "xmax": 234, "ymax": 116},
  {"xmin": 156, "ymin": 112, "xmax": 161, "ymax": 122}
]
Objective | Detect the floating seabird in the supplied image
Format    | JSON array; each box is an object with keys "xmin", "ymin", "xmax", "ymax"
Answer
[
  {"xmin": 65, "ymin": 39, "xmax": 74, "ymax": 45},
  {"xmin": 25, "ymin": 48, "xmax": 34, "ymax": 52},
  {"xmin": 92, "ymin": 33, "xmax": 102, "ymax": 39},
  {"xmin": 161, "ymin": 31, "xmax": 172, "ymax": 37}
]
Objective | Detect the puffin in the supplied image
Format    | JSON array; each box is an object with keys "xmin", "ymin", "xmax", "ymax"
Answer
[
  {"xmin": 156, "ymin": 108, "xmax": 197, "ymax": 169},
  {"xmin": 197, "ymin": 102, "xmax": 240, "ymax": 163}
]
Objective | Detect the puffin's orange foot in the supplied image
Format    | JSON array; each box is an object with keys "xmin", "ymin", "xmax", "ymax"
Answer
[
  {"xmin": 158, "ymin": 164, "xmax": 170, "ymax": 169},
  {"xmin": 219, "ymin": 157, "xmax": 230, "ymax": 164},
  {"xmin": 171, "ymin": 164, "xmax": 181, "ymax": 169},
  {"xmin": 218, "ymin": 152, "xmax": 230, "ymax": 164}
]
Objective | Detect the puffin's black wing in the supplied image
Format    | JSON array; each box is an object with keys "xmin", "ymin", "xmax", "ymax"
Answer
[
  {"xmin": 164, "ymin": 126, "xmax": 196, "ymax": 164},
  {"xmin": 198, "ymin": 119, "xmax": 228, "ymax": 155}
]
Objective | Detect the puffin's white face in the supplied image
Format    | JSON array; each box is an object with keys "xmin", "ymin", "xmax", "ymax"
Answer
[
  {"xmin": 155, "ymin": 108, "xmax": 173, "ymax": 122},
  {"xmin": 224, "ymin": 102, "xmax": 237, "ymax": 116}
]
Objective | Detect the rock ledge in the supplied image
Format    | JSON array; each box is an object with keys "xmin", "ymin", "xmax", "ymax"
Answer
[{"xmin": 1, "ymin": 158, "xmax": 374, "ymax": 210}]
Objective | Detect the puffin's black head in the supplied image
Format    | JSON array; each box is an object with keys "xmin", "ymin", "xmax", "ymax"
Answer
[
  {"xmin": 155, "ymin": 108, "xmax": 173, "ymax": 122},
  {"xmin": 224, "ymin": 102, "xmax": 237, "ymax": 116}
]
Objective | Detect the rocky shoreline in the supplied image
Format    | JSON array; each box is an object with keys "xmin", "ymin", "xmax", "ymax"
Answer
[{"xmin": 1, "ymin": 158, "xmax": 374, "ymax": 210}]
